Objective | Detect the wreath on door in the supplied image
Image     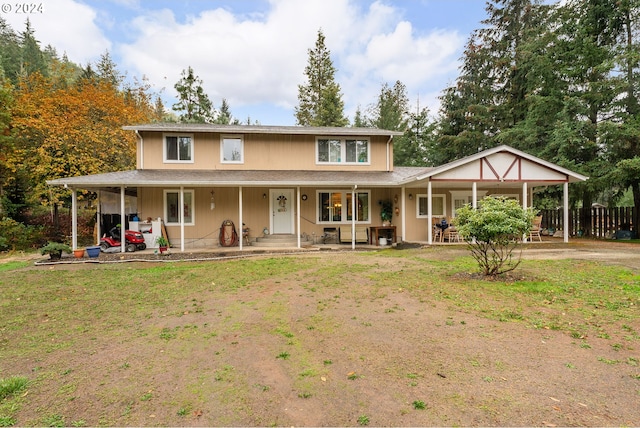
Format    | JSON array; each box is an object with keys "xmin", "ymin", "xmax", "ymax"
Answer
[{"xmin": 277, "ymin": 195, "xmax": 287, "ymax": 212}]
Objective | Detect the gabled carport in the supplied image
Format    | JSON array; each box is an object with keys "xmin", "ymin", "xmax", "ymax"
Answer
[{"xmin": 401, "ymin": 145, "xmax": 588, "ymax": 244}]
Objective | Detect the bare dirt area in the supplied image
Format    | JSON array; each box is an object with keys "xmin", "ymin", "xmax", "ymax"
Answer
[{"xmin": 1, "ymin": 239, "xmax": 639, "ymax": 426}]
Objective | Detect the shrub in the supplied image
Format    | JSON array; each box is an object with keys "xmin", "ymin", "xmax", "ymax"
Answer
[
  {"xmin": 0, "ymin": 217, "xmax": 43, "ymax": 251},
  {"xmin": 455, "ymin": 196, "xmax": 536, "ymax": 276}
]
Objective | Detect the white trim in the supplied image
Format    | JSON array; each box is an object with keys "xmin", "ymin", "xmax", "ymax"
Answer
[
  {"xmin": 315, "ymin": 189, "xmax": 372, "ymax": 224},
  {"xmin": 315, "ymin": 136, "xmax": 371, "ymax": 165},
  {"xmin": 163, "ymin": 133, "xmax": 194, "ymax": 163},
  {"xmin": 164, "ymin": 189, "xmax": 195, "ymax": 226},
  {"xmin": 416, "ymin": 193, "xmax": 446, "ymax": 218},
  {"xmin": 220, "ymin": 134, "xmax": 244, "ymax": 164}
]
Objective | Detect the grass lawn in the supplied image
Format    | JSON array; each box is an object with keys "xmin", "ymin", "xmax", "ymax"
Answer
[{"xmin": 0, "ymin": 246, "xmax": 639, "ymax": 426}]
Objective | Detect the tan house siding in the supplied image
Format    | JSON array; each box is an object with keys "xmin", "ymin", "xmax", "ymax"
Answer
[{"xmin": 138, "ymin": 131, "xmax": 392, "ymax": 171}]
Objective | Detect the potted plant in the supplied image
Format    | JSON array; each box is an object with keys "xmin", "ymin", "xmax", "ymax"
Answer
[
  {"xmin": 380, "ymin": 201, "xmax": 393, "ymax": 226},
  {"xmin": 156, "ymin": 235, "xmax": 169, "ymax": 253},
  {"xmin": 40, "ymin": 242, "xmax": 72, "ymax": 260}
]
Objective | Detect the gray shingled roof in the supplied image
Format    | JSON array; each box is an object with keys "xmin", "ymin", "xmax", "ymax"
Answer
[
  {"xmin": 47, "ymin": 167, "xmax": 432, "ymax": 189},
  {"xmin": 123, "ymin": 123, "xmax": 404, "ymax": 136}
]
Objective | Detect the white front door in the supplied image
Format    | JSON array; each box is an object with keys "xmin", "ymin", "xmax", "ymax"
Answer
[{"xmin": 270, "ymin": 189, "xmax": 294, "ymax": 234}]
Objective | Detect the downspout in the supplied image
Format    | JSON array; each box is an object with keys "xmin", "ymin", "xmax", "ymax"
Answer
[
  {"xmin": 136, "ymin": 130, "xmax": 144, "ymax": 169},
  {"xmin": 386, "ymin": 136, "xmax": 393, "ymax": 172}
]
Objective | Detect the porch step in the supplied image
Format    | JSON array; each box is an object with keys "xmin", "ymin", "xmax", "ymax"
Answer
[{"xmin": 251, "ymin": 233, "xmax": 308, "ymax": 248}]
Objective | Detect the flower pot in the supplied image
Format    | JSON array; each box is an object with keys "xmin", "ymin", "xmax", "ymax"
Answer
[
  {"xmin": 159, "ymin": 246, "xmax": 168, "ymax": 254},
  {"xmin": 379, "ymin": 237, "xmax": 388, "ymax": 246},
  {"xmin": 73, "ymin": 249, "xmax": 85, "ymax": 258},
  {"xmin": 86, "ymin": 245, "xmax": 100, "ymax": 258}
]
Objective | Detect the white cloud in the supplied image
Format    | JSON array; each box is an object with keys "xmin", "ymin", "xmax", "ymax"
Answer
[
  {"xmin": 117, "ymin": 0, "xmax": 464, "ymax": 122},
  {"xmin": 2, "ymin": 0, "xmax": 110, "ymax": 64},
  {"xmin": 6, "ymin": 0, "xmax": 468, "ymax": 124}
]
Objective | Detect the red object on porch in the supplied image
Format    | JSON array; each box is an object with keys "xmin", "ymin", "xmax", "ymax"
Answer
[{"xmin": 219, "ymin": 220, "xmax": 238, "ymax": 247}]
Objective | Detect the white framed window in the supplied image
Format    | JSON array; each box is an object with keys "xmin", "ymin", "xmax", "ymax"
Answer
[
  {"xmin": 164, "ymin": 134, "xmax": 193, "ymax": 163},
  {"xmin": 316, "ymin": 137, "xmax": 370, "ymax": 164},
  {"xmin": 450, "ymin": 190, "xmax": 488, "ymax": 217},
  {"xmin": 164, "ymin": 190, "xmax": 194, "ymax": 225},
  {"xmin": 317, "ymin": 190, "xmax": 371, "ymax": 223},
  {"xmin": 416, "ymin": 194, "xmax": 446, "ymax": 218},
  {"xmin": 221, "ymin": 135, "xmax": 243, "ymax": 163}
]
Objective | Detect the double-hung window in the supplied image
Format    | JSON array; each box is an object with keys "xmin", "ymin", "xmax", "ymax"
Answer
[
  {"xmin": 221, "ymin": 135, "xmax": 244, "ymax": 163},
  {"xmin": 416, "ymin": 194, "xmax": 446, "ymax": 218},
  {"xmin": 317, "ymin": 137, "xmax": 369, "ymax": 164},
  {"xmin": 318, "ymin": 190, "xmax": 370, "ymax": 223},
  {"xmin": 164, "ymin": 190, "xmax": 194, "ymax": 225},
  {"xmin": 164, "ymin": 134, "xmax": 193, "ymax": 162}
]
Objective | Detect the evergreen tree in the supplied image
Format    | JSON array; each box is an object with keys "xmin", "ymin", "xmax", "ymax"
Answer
[
  {"xmin": 0, "ymin": 17, "xmax": 21, "ymax": 83},
  {"xmin": 172, "ymin": 66, "xmax": 215, "ymax": 123},
  {"xmin": 368, "ymin": 81, "xmax": 409, "ymax": 131},
  {"xmin": 20, "ymin": 19, "xmax": 48, "ymax": 77},
  {"xmin": 394, "ymin": 105, "xmax": 434, "ymax": 166},
  {"xmin": 295, "ymin": 29, "xmax": 348, "ymax": 127}
]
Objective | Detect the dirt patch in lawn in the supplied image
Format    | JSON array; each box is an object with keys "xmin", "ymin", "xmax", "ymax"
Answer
[{"xmin": 1, "ymin": 239, "xmax": 639, "ymax": 426}]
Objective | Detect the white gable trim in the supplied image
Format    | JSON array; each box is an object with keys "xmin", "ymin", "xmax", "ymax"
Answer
[{"xmin": 416, "ymin": 145, "xmax": 588, "ymax": 183}]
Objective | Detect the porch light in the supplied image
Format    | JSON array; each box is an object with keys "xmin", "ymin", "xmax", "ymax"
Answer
[
  {"xmin": 210, "ymin": 191, "xmax": 215, "ymax": 210},
  {"xmin": 409, "ymin": 193, "xmax": 413, "ymax": 200}
]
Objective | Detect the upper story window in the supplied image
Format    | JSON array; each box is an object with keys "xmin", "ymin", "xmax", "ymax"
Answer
[
  {"xmin": 164, "ymin": 134, "xmax": 193, "ymax": 163},
  {"xmin": 221, "ymin": 135, "xmax": 244, "ymax": 163},
  {"xmin": 316, "ymin": 137, "xmax": 369, "ymax": 164}
]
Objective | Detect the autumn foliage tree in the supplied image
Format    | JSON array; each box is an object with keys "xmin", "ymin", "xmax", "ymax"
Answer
[{"xmin": 11, "ymin": 72, "xmax": 154, "ymax": 207}]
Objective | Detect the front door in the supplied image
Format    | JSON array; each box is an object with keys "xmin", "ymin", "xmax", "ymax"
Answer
[{"xmin": 270, "ymin": 189, "xmax": 294, "ymax": 234}]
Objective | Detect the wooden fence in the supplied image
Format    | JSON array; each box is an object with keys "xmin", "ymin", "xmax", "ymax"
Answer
[{"xmin": 539, "ymin": 207, "xmax": 637, "ymax": 238}]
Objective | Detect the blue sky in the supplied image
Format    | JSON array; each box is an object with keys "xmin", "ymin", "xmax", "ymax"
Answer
[{"xmin": 4, "ymin": 0, "xmax": 490, "ymax": 125}]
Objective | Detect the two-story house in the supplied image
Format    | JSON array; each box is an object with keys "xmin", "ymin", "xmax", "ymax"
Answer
[{"xmin": 48, "ymin": 123, "xmax": 587, "ymax": 252}]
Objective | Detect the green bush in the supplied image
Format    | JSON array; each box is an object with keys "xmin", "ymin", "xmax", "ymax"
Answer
[
  {"xmin": 455, "ymin": 196, "xmax": 536, "ymax": 276},
  {"xmin": 0, "ymin": 217, "xmax": 42, "ymax": 251}
]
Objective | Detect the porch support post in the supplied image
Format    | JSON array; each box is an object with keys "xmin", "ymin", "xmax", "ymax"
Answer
[
  {"xmin": 351, "ymin": 186, "xmax": 356, "ymax": 250},
  {"xmin": 427, "ymin": 180, "xmax": 433, "ymax": 245},
  {"xmin": 563, "ymin": 182, "xmax": 569, "ymax": 243},
  {"xmin": 472, "ymin": 182, "xmax": 478, "ymax": 209},
  {"xmin": 179, "ymin": 186, "xmax": 185, "ymax": 252},
  {"xmin": 522, "ymin": 182, "xmax": 529, "ymax": 243},
  {"xmin": 96, "ymin": 191, "xmax": 101, "ymax": 245},
  {"xmin": 239, "ymin": 186, "xmax": 244, "ymax": 250},
  {"xmin": 120, "ymin": 186, "xmax": 125, "ymax": 253},
  {"xmin": 71, "ymin": 188, "xmax": 78, "ymax": 250},
  {"xmin": 401, "ymin": 187, "xmax": 406, "ymax": 244},
  {"xmin": 297, "ymin": 186, "xmax": 301, "ymax": 249}
]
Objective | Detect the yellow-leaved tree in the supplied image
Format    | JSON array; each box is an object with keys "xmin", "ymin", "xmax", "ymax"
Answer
[{"xmin": 11, "ymin": 71, "xmax": 156, "ymax": 207}]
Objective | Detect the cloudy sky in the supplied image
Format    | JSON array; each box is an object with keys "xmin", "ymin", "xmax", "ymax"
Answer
[{"xmin": 3, "ymin": 0, "xmax": 489, "ymax": 125}]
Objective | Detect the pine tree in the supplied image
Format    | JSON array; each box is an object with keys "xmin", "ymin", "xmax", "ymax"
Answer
[
  {"xmin": 295, "ymin": 29, "xmax": 348, "ymax": 127},
  {"xmin": 172, "ymin": 66, "xmax": 215, "ymax": 123}
]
